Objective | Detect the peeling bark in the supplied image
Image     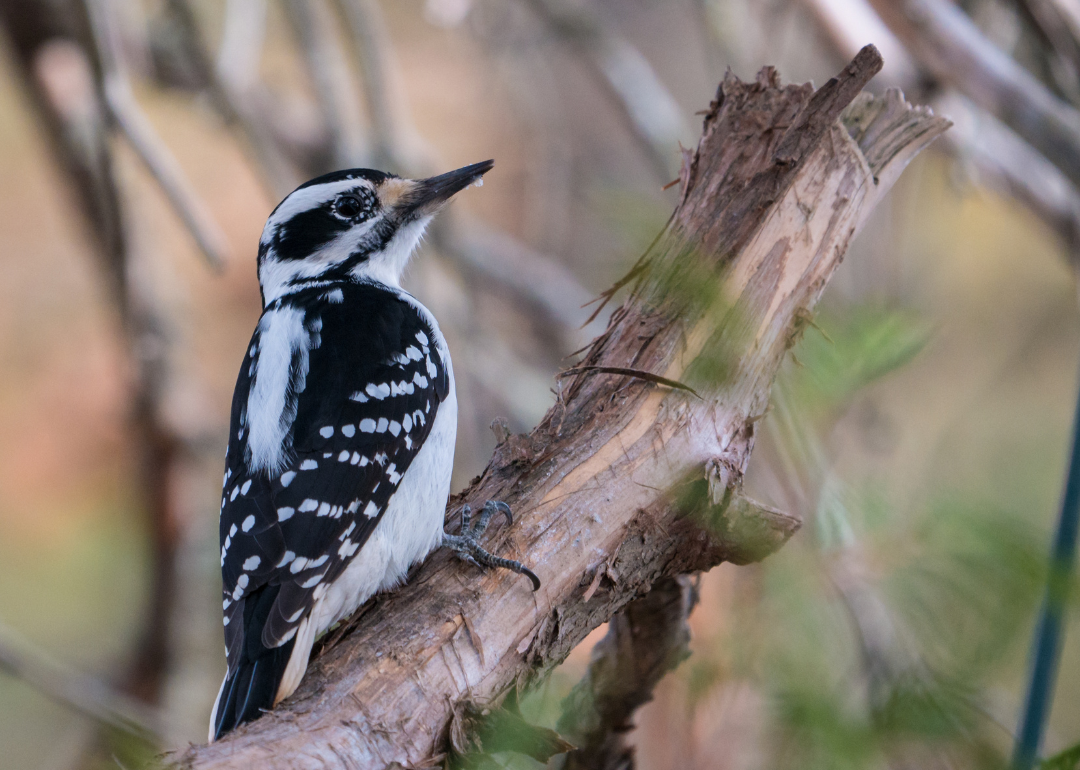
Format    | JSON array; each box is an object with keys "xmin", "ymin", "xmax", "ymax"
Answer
[{"xmin": 175, "ymin": 46, "xmax": 949, "ymax": 770}]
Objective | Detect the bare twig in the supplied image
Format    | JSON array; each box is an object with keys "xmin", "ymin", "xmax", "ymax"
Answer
[
  {"xmin": 166, "ymin": 0, "xmax": 300, "ymax": 199},
  {"xmin": 282, "ymin": 0, "xmax": 366, "ymax": 169},
  {"xmin": 85, "ymin": 0, "xmax": 228, "ymax": 270},
  {"xmin": 558, "ymin": 365, "xmax": 702, "ymax": 398}
]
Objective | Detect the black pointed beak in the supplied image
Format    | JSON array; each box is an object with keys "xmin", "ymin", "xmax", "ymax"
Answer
[{"xmin": 398, "ymin": 160, "xmax": 493, "ymax": 218}]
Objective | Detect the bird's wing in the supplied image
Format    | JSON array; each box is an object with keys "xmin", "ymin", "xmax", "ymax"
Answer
[{"xmin": 218, "ymin": 285, "xmax": 450, "ymax": 674}]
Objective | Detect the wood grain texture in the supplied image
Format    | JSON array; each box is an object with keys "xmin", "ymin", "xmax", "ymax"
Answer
[{"xmin": 175, "ymin": 46, "xmax": 949, "ymax": 770}]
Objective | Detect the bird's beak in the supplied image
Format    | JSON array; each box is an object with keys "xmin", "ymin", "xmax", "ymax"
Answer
[{"xmin": 395, "ymin": 160, "xmax": 494, "ymax": 219}]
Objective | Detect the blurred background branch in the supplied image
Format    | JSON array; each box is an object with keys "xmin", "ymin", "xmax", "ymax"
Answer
[
  {"xmin": 519, "ymin": 0, "xmax": 689, "ymax": 181},
  {"xmin": 868, "ymin": 0, "xmax": 1080, "ymax": 191},
  {"xmin": 86, "ymin": 0, "xmax": 227, "ymax": 270},
  {"xmin": 0, "ymin": 5, "xmax": 203, "ymax": 768}
]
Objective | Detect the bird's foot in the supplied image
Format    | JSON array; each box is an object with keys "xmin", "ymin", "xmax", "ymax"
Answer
[{"xmin": 444, "ymin": 501, "xmax": 540, "ymax": 591}]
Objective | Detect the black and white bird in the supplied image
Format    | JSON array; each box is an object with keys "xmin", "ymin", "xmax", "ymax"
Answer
[{"xmin": 210, "ymin": 160, "xmax": 538, "ymax": 741}]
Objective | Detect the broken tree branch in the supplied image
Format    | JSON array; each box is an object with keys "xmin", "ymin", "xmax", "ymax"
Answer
[
  {"xmin": 175, "ymin": 45, "xmax": 949, "ymax": 769},
  {"xmin": 556, "ymin": 575, "xmax": 697, "ymax": 770}
]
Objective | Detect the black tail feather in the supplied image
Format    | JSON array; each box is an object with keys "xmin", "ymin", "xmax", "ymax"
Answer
[
  {"xmin": 212, "ymin": 638, "xmax": 296, "ymax": 740},
  {"xmin": 212, "ymin": 584, "xmax": 296, "ymax": 740}
]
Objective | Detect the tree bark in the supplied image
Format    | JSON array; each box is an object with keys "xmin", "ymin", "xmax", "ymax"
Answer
[
  {"xmin": 175, "ymin": 46, "xmax": 949, "ymax": 770},
  {"xmin": 556, "ymin": 575, "xmax": 697, "ymax": 770}
]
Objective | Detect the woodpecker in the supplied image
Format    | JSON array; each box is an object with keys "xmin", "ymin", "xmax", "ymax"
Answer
[{"xmin": 209, "ymin": 160, "xmax": 538, "ymax": 741}]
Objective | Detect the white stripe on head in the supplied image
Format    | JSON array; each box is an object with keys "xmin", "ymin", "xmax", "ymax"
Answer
[
  {"xmin": 260, "ymin": 178, "xmax": 377, "ymax": 246},
  {"xmin": 256, "ymin": 174, "xmax": 434, "ymax": 304}
]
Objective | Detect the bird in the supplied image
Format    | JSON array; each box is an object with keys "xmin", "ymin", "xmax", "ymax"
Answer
[{"xmin": 209, "ymin": 160, "xmax": 539, "ymax": 741}]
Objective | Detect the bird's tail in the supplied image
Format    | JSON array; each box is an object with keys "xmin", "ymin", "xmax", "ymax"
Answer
[{"xmin": 208, "ymin": 636, "xmax": 296, "ymax": 742}]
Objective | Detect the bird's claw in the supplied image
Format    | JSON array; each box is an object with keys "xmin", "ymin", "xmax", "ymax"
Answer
[{"xmin": 444, "ymin": 501, "xmax": 540, "ymax": 591}]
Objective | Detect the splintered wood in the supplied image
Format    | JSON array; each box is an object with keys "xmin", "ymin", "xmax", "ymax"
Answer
[{"xmin": 177, "ymin": 46, "xmax": 949, "ymax": 770}]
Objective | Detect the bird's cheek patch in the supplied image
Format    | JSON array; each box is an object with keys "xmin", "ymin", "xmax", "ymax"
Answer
[{"xmin": 273, "ymin": 209, "xmax": 351, "ymax": 258}]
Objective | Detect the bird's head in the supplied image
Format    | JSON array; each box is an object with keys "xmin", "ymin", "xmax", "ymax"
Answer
[{"xmin": 256, "ymin": 160, "xmax": 493, "ymax": 305}]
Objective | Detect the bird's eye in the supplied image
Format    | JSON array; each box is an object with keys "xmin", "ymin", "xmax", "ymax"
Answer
[{"xmin": 334, "ymin": 195, "xmax": 364, "ymax": 219}]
